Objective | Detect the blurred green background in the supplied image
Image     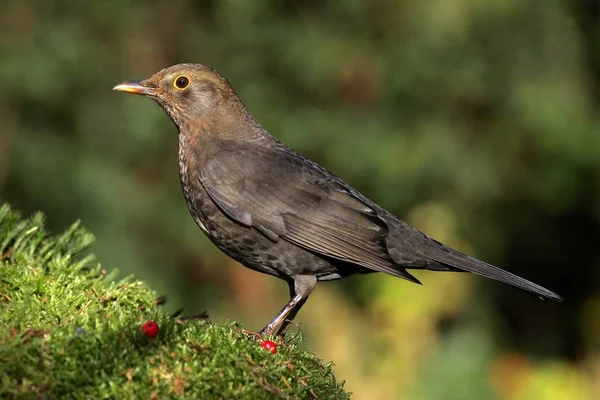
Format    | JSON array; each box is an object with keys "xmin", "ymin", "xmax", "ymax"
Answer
[{"xmin": 1, "ymin": 0, "xmax": 598, "ymax": 398}]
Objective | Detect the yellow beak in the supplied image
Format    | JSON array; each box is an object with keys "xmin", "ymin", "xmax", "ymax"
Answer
[{"xmin": 113, "ymin": 80, "xmax": 155, "ymax": 96}]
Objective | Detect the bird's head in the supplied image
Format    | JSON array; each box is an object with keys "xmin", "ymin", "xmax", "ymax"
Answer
[{"xmin": 113, "ymin": 63, "xmax": 240, "ymax": 128}]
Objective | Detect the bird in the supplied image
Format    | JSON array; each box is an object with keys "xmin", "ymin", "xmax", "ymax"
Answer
[{"xmin": 113, "ymin": 63, "xmax": 562, "ymax": 336}]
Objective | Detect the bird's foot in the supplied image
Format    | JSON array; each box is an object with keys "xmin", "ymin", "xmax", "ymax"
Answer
[{"xmin": 242, "ymin": 329, "xmax": 264, "ymax": 341}]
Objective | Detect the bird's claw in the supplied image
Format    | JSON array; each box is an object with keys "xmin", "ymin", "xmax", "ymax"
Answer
[{"xmin": 242, "ymin": 329, "xmax": 264, "ymax": 341}]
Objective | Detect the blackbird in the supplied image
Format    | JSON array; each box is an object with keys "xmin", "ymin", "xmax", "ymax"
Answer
[{"xmin": 114, "ymin": 63, "xmax": 561, "ymax": 336}]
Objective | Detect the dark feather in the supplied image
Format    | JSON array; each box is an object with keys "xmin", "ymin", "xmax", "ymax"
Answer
[{"xmin": 426, "ymin": 250, "xmax": 562, "ymax": 301}]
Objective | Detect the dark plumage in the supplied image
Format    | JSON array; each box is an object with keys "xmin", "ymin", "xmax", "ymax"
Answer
[{"xmin": 114, "ymin": 63, "xmax": 561, "ymax": 336}]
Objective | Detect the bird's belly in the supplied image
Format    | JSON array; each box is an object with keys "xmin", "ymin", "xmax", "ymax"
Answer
[{"xmin": 180, "ymin": 175, "xmax": 341, "ymax": 280}]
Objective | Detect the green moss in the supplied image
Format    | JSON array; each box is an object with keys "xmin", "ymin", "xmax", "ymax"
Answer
[{"xmin": 0, "ymin": 204, "xmax": 349, "ymax": 399}]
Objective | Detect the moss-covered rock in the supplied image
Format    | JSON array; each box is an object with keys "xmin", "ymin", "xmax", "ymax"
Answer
[{"xmin": 0, "ymin": 204, "xmax": 349, "ymax": 399}]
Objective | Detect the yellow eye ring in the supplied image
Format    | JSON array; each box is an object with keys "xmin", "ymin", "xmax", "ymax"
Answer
[{"xmin": 173, "ymin": 75, "xmax": 190, "ymax": 90}]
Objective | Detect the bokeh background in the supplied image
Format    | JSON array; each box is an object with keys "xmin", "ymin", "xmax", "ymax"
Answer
[{"xmin": 1, "ymin": 1, "xmax": 599, "ymax": 398}]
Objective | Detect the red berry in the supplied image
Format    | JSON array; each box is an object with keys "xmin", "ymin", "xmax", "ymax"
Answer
[
  {"xmin": 142, "ymin": 320, "xmax": 159, "ymax": 339},
  {"xmin": 260, "ymin": 340, "xmax": 277, "ymax": 354}
]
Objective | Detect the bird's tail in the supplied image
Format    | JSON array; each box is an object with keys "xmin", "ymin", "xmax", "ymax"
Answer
[{"xmin": 425, "ymin": 249, "xmax": 562, "ymax": 302}]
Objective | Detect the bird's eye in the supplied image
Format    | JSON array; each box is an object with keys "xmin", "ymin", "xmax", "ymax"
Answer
[{"xmin": 174, "ymin": 75, "xmax": 190, "ymax": 89}]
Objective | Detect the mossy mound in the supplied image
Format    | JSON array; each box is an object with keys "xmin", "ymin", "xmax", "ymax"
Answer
[{"xmin": 0, "ymin": 204, "xmax": 349, "ymax": 399}]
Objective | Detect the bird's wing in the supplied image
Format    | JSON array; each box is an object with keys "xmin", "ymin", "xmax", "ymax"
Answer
[
  {"xmin": 201, "ymin": 146, "xmax": 562, "ymax": 300},
  {"xmin": 200, "ymin": 148, "xmax": 420, "ymax": 282}
]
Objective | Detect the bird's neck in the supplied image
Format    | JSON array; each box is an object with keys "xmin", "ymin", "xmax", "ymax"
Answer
[{"xmin": 177, "ymin": 105, "xmax": 272, "ymax": 164}]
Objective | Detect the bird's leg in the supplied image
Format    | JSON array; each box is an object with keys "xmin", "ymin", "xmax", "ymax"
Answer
[
  {"xmin": 259, "ymin": 294, "xmax": 304, "ymax": 336},
  {"xmin": 260, "ymin": 275, "xmax": 316, "ymax": 337},
  {"xmin": 276, "ymin": 281, "xmax": 308, "ymax": 337}
]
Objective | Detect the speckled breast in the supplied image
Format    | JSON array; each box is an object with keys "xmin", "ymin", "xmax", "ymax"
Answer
[{"xmin": 176, "ymin": 138, "xmax": 343, "ymax": 281}]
